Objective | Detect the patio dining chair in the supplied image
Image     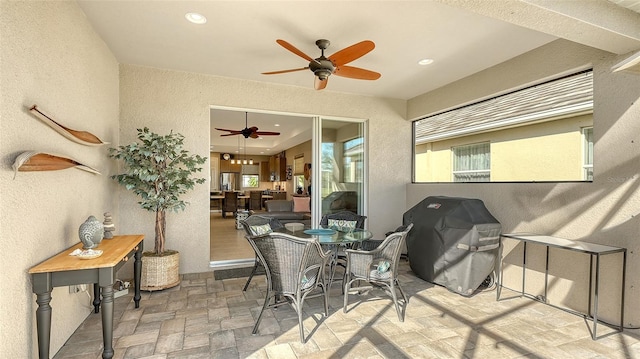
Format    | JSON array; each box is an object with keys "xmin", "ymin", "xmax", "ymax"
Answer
[
  {"xmin": 239, "ymin": 215, "xmax": 284, "ymax": 291},
  {"xmin": 359, "ymin": 224, "xmax": 412, "ymax": 256},
  {"xmin": 343, "ymin": 223, "xmax": 414, "ymax": 321},
  {"xmin": 247, "ymin": 232, "xmax": 331, "ymax": 343},
  {"xmin": 319, "ymin": 210, "xmax": 367, "ymax": 229},
  {"xmin": 319, "ymin": 211, "xmax": 367, "ymax": 291}
]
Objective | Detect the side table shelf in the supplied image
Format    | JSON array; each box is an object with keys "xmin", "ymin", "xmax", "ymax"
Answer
[
  {"xmin": 498, "ymin": 233, "xmax": 626, "ymax": 340},
  {"xmin": 29, "ymin": 234, "xmax": 144, "ymax": 359}
]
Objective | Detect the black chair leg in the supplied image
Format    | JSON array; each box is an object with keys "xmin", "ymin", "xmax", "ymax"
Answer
[{"xmin": 243, "ymin": 259, "xmax": 259, "ymax": 291}]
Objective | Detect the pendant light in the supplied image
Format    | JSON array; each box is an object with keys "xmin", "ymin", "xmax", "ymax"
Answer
[
  {"xmin": 244, "ymin": 112, "xmax": 253, "ymax": 165},
  {"xmin": 231, "ymin": 135, "xmax": 239, "ymax": 164}
]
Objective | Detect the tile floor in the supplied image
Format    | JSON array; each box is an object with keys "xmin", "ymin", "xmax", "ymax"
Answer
[{"xmin": 53, "ymin": 261, "xmax": 640, "ymax": 359}]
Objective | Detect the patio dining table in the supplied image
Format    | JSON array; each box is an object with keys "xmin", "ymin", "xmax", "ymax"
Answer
[{"xmin": 275, "ymin": 226, "xmax": 373, "ymax": 290}]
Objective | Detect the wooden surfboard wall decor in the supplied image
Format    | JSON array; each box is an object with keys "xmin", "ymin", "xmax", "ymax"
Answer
[
  {"xmin": 12, "ymin": 151, "xmax": 101, "ymax": 178},
  {"xmin": 29, "ymin": 105, "xmax": 109, "ymax": 146}
]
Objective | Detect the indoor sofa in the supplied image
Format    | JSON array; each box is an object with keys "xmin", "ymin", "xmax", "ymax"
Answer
[{"xmin": 261, "ymin": 199, "xmax": 311, "ymax": 226}]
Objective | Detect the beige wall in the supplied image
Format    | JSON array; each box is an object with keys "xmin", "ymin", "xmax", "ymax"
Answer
[
  {"xmin": 416, "ymin": 115, "xmax": 593, "ymax": 182},
  {"xmin": 118, "ymin": 65, "xmax": 409, "ymax": 277},
  {"xmin": 0, "ymin": 1, "xmax": 120, "ymax": 357},
  {"xmin": 407, "ymin": 39, "xmax": 640, "ymax": 326}
]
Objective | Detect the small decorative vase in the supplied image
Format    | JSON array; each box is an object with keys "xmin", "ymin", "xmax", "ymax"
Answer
[{"xmin": 79, "ymin": 215, "xmax": 104, "ymax": 249}]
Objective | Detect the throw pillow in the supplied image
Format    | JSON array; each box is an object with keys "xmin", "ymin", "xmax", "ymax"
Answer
[
  {"xmin": 327, "ymin": 219, "xmax": 357, "ymax": 229},
  {"xmin": 377, "ymin": 260, "xmax": 390, "ymax": 273},
  {"xmin": 292, "ymin": 197, "xmax": 310, "ymax": 212},
  {"xmin": 249, "ymin": 223, "xmax": 271, "ymax": 236}
]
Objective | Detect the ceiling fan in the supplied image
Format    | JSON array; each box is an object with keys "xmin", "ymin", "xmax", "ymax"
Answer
[
  {"xmin": 215, "ymin": 112, "xmax": 280, "ymax": 139},
  {"xmin": 262, "ymin": 39, "xmax": 381, "ymax": 90}
]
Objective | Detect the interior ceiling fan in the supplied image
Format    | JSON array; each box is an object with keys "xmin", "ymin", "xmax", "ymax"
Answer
[
  {"xmin": 215, "ymin": 112, "xmax": 280, "ymax": 139},
  {"xmin": 262, "ymin": 39, "xmax": 381, "ymax": 90}
]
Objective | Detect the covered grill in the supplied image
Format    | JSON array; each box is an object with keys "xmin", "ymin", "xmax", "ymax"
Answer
[{"xmin": 403, "ymin": 196, "xmax": 502, "ymax": 296}]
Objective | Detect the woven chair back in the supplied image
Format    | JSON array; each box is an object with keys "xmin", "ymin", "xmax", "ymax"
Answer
[
  {"xmin": 379, "ymin": 223, "xmax": 414, "ymax": 273},
  {"xmin": 248, "ymin": 233, "xmax": 325, "ymax": 295},
  {"xmin": 240, "ymin": 215, "xmax": 284, "ymax": 236}
]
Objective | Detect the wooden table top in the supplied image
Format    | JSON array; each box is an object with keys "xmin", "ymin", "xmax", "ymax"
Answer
[{"xmin": 29, "ymin": 234, "xmax": 144, "ymax": 274}]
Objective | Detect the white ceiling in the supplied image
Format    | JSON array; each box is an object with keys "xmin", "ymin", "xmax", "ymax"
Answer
[{"xmin": 77, "ymin": 0, "xmax": 640, "ymax": 155}]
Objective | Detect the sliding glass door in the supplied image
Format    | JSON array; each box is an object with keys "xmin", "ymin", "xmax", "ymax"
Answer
[{"xmin": 311, "ymin": 118, "xmax": 367, "ymax": 226}]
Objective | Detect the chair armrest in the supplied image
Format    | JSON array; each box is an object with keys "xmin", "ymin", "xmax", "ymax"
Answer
[
  {"xmin": 345, "ymin": 249, "xmax": 375, "ymax": 277},
  {"xmin": 299, "ymin": 241, "xmax": 332, "ymax": 289}
]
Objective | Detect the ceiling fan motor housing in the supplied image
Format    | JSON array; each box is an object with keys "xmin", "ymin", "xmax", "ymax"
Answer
[{"xmin": 310, "ymin": 58, "xmax": 335, "ymax": 79}]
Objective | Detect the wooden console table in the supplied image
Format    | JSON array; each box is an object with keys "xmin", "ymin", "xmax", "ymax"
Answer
[
  {"xmin": 29, "ymin": 234, "xmax": 144, "ymax": 359},
  {"xmin": 498, "ymin": 233, "xmax": 626, "ymax": 340}
]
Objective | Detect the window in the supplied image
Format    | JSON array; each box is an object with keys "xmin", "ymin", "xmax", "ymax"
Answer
[
  {"xmin": 294, "ymin": 175, "xmax": 305, "ymax": 193},
  {"xmin": 583, "ymin": 127, "xmax": 593, "ymax": 181},
  {"xmin": 242, "ymin": 175, "xmax": 259, "ymax": 188},
  {"xmin": 414, "ymin": 70, "xmax": 593, "ymax": 182},
  {"xmin": 321, "ymin": 143, "xmax": 335, "ymax": 197},
  {"xmin": 343, "ymin": 137, "xmax": 363, "ymax": 183},
  {"xmin": 452, "ymin": 143, "xmax": 490, "ymax": 182}
]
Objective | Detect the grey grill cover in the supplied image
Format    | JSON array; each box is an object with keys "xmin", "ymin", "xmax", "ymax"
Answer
[{"xmin": 403, "ymin": 196, "xmax": 502, "ymax": 296}]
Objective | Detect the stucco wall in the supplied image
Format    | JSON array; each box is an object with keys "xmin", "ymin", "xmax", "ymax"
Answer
[
  {"xmin": 407, "ymin": 39, "xmax": 640, "ymax": 326},
  {"xmin": 0, "ymin": 1, "xmax": 120, "ymax": 357},
  {"xmin": 119, "ymin": 65, "xmax": 409, "ymax": 275}
]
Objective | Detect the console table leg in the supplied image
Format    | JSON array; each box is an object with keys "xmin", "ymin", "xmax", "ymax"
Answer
[
  {"xmin": 621, "ymin": 250, "xmax": 627, "ymax": 333},
  {"xmin": 593, "ymin": 254, "xmax": 601, "ymax": 340},
  {"xmin": 100, "ymin": 285, "xmax": 115, "ymax": 359},
  {"xmin": 522, "ymin": 242, "xmax": 527, "ymax": 296},
  {"xmin": 134, "ymin": 245, "xmax": 142, "ymax": 308},
  {"xmin": 35, "ymin": 291, "xmax": 52, "ymax": 359},
  {"xmin": 93, "ymin": 283, "xmax": 101, "ymax": 313}
]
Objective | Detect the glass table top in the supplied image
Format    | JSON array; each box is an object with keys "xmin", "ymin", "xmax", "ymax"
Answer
[{"xmin": 275, "ymin": 226, "xmax": 372, "ymax": 244}]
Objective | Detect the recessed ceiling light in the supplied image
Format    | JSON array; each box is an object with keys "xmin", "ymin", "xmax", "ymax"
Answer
[
  {"xmin": 274, "ymin": 124, "xmax": 280, "ymax": 127},
  {"xmin": 185, "ymin": 12, "xmax": 207, "ymax": 24},
  {"xmin": 418, "ymin": 58, "xmax": 434, "ymax": 66}
]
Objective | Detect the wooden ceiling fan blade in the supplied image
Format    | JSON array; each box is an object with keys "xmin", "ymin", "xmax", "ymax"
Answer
[
  {"xmin": 314, "ymin": 77, "xmax": 328, "ymax": 90},
  {"xmin": 215, "ymin": 128, "xmax": 241, "ymax": 132},
  {"xmin": 276, "ymin": 39, "xmax": 314, "ymax": 62},
  {"xmin": 255, "ymin": 131, "xmax": 281, "ymax": 136},
  {"xmin": 328, "ymin": 40, "xmax": 375, "ymax": 66},
  {"xmin": 334, "ymin": 65, "xmax": 381, "ymax": 80},
  {"xmin": 220, "ymin": 133, "xmax": 241, "ymax": 137},
  {"xmin": 262, "ymin": 67, "xmax": 309, "ymax": 75}
]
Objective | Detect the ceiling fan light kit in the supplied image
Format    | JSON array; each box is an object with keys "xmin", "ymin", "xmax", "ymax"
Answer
[{"xmin": 262, "ymin": 38, "xmax": 381, "ymax": 90}]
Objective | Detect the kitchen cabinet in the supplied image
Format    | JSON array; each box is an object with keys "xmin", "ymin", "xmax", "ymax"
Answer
[
  {"xmin": 260, "ymin": 161, "xmax": 270, "ymax": 182},
  {"xmin": 220, "ymin": 158, "xmax": 241, "ymax": 173},
  {"xmin": 269, "ymin": 152, "xmax": 287, "ymax": 181}
]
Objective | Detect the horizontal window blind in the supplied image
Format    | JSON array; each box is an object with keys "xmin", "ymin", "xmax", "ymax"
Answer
[{"xmin": 294, "ymin": 155, "xmax": 305, "ymax": 175}]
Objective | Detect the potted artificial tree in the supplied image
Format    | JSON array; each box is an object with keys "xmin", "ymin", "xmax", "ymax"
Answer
[{"xmin": 109, "ymin": 127, "xmax": 206, "ymax": 290}]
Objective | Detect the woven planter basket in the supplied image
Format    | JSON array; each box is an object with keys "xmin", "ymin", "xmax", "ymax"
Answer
[{"xmin": 140, "ymin": 251, "xmax": 180, "ymax": 291}]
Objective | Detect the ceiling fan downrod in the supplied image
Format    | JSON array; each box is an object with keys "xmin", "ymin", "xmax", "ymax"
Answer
[{"xmin": 310, "ymin": 39, "xmax": 334, "ymax": 80}]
